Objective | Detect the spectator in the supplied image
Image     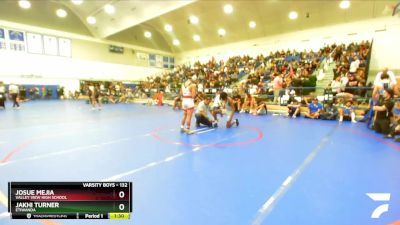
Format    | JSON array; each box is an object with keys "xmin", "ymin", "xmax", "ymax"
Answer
[
  {"xmin": 373, "ymin": 89, "xmax": 394, "ymax": 136},
  {"xmin": 373, "ymin": 68, "xmax": 397, "ymax": 96},
  {"xmin": 154, "ymin": 90, "xmax": 164, "ymax": 106},
  {"xmin": 331, "ymin": 76, "xmax": 342, "ymax": 95},
  {"xmin": 304, "ymin": 98, "xmax": 323, "ymax": 119},
  {"xmin": 287, "ymin": 99, "xmax": 301, "ymax": 118},
  {"xmin": 30, "ymin": 87, "xmax": 39, "ymax": 100},
  {"xmin": 124, "ymin": 88, "xmax": 135, "ymax": 103},
  {"xmin": 360, "ymin": 92, "xmax": 380, "ymax": 129},
  {"xmin": 320, "ymin": 102, "xmax": 338, "ymax": 120},
  {"xmin": 255, "ymin": 101, "xmax": 268, "ymax": 116},
  {"xmin": 340, "ymin": 71, "xmax": 349, "ymax": 90},
  {"xmin": 232, "ymin": 93, "xmax": 242, "ymax": 112},
  {"xmin": 57, "ymin": 86, "xmax": 64, "ymax": 99},
  {"xmin": 19, "ymin": 86, "xmax": 26, "ymax": 100},
  {"xmin": 41, "ymin": 87, "xmax": 47, "ymax": 99},
  {"xmin": 240, "ymin": 93, "xmax": 256, "ymax": 113},
  {"xmin": 345, "ymin": 75, "xmax": 360, "ymax": 95},
  {"xmin": 0, "ymin": 81, "xmax": 5, "ymax": 109},
  {"xmin": 388, "ymin": 100, "xmax": 400, "ymax": 141},
  {"xmin": 349, "ymin": 55, "xmax": 360, "ymax": 74},
  {"xmin": 338, "ymin": 101, "xmax": 356, "ymax": 123},
  {"xmin": 74, "ymin": 90, "xmax": 80, "ymax": 99},
  {"xmin": 273, "ymin": 74, "xmax": 283, "ymax": 104}
]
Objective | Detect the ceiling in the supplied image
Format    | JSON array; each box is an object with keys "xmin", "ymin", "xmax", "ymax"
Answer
[{"xmin": 0, "ymin": 0, "xmax": 398, "ymax": 54}]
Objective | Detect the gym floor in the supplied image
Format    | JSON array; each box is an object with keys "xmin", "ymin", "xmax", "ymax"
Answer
[{"xmin": 0, "ymin": 100, "xmax": 399, "ymax": 225}]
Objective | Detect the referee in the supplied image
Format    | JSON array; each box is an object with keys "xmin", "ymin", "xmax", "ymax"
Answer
[{"xmin": 195, "ymin": 96, "xmax": 217, "ymax": 128}]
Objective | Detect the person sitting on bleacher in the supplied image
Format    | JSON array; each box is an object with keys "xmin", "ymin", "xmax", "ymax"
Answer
[
  {"xmin": 349, "ymin": 55, "xmax": 360, "ymax": 74},
  {"xmin": 345, "ymin": 74, "xmax": 360, "ymax": 95},
  {"xmin": 338, "ymin": 100, "xmax": 356, "ymax": 123},
  {"xmin": 304, "ymin": 98, "xmax": 323, "ymax": 119}
]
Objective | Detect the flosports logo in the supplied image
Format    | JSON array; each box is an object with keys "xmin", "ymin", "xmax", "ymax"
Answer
[{"xmin": 366, "ymin": 193, "xmax": 391, "ymax": 219}]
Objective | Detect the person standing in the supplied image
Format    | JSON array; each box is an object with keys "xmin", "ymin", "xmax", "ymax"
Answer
[
  {"xmin": 180, "ymin": 75, "xmax": 197, "ymax": 134},
  {"xmin": 9, "ymin": 83, "xmax": 20, "ymax": 108},
  {"xmin": 273, "ymin": 74, "xmax": 283, "ymax": 104},
  {"xmin": 88, "ymin": 83, "xmax": 101, "ymax": 110}
]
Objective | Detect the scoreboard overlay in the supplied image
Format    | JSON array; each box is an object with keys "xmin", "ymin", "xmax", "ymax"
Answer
[{"xmin": 8, "ymin": 182, "xmax": 132, "ymax": 220}]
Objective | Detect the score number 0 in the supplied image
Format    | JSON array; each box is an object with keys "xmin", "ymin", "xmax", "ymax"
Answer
[
  {"xmin": 118, "ymin": 191, "xmax": 125, "ymax": 211},
  {"xmin": 117, "ymin": 183, "xmax": 128, "ymax": 211}
]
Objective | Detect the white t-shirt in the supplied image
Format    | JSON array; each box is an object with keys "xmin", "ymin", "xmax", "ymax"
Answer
[
  {"xmin": 197, "ymin": 83, "xmax": 204, "ymax": 93},
  {"xmin": 196, "ymin": 101, "xmax": 209, "ymax": 115},
  {"xmin": 249, "ymin": 86, "xmax": 257, "ymax": 95},
  {"xmin": 331, "ymin": 80, "xmax": 342, "ymax": 92},
  {"xmin": 349, "ymin": 59, "xmax": 360, "ymax": 73},
  {"xmin": 374, "ymin": 71, "xmax": 397, "ymax": 87},
  {"xmin": 9, "ymin": 84, "xmax": 19, "ymax": 94},
  {"xmin": 340, "ymin": 76, "xmax": 348, "ymax": 87}
]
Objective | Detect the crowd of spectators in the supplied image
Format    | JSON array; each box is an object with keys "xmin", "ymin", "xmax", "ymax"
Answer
[
  {"xmin": 140, "ymin": 45, "xmax": 337, "ymax": 99},
  {"xmin": 145, "ymin": 40, "xmax": 397, "ymax": 142},
  {"xmin": 140, "ymin": 41, "xmax": 375, "ymax": 108},
  {"xmin": 329, "ymin": 40, "xmax": 371, "ymax": 97}
]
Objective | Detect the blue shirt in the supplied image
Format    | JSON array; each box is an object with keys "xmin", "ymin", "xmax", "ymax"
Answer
[
  {"xmin": 309, "ymin": 103, "xmax": 323, "ymax": 113},
  {"xmin": 343, "ymin": 106, "xmax": 353, "ymax": 115},
  {"xmin": 393, "ymin": 107, "xmax": 400, "ymax": 117}
]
